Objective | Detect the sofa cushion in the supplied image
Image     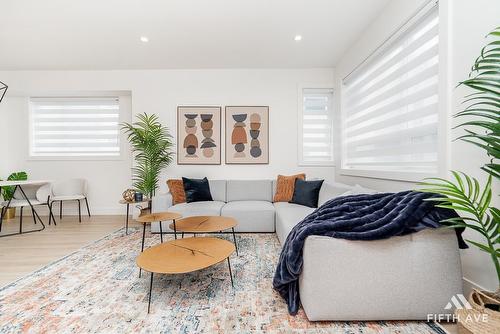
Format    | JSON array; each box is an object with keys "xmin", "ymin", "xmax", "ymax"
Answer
[
  {"xmin": 226, "ymin": 180, "xmax": 272, "ymax": 202},
  {"xmin": 317, "ymin": 181, "xmax": 354, "ymax": 206},
  {"xmin": 168, "ymin": 200, "xmax": 225, "ymax": 217},
  {"xmin": 290, "ymin": 179, "xmax": 324, "ymax": 208},
  {"xmin": 273, "ymin": 173, "xmax": 305, "ymax": 202},
  {"xmin": 167, "ymin": 179, "xmax": 186, "ymax": 205},
  {"xmin": 208, "ymin": 180, "xmax": 226, "ymax": 202},
  {"xmin": 274, "ymin": 202, "xmax": 315, "ymax": 245},
  {"xmin": 221, "ymin": 200, "xmax": 275, "ymax": 232},
  {"xmin": 182, "ymin": 177, "xmax": 213, "ymax": 202}
]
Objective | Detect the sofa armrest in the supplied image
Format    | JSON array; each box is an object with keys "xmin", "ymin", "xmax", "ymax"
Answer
[{"xmin": 152, "ymin": 193, "xmax": 173, "ymax": 213}]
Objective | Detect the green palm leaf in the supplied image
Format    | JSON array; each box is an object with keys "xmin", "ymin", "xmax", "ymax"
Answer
[{"xmin": 121, "ymin": 113, "xmax": 174, "ymax": 198}]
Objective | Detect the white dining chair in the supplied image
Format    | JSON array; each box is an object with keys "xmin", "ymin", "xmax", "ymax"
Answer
[
  {"xmin": 51, "ymin": 179, "xmax": 90, "ymax": 223},
  {"xmin": 0, "ymin": 183, "xmax": 56, "ymax": 231}
]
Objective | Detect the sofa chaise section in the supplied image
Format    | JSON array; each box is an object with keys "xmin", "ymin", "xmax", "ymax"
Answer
[{"xmin": 299, "ymin": 228, "xmax": 463, "ymax": 321}]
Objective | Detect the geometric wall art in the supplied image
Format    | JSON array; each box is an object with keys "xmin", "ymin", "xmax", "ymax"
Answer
[
  {"xmin": 177, "ymin": 106, "xmax": 221, "ymax": 165},
  {"xmin": 225, "ymin": 106, "xmax": 269, "ymax": 164}
]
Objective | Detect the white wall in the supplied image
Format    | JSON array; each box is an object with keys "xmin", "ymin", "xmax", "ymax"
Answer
[
  {"xmin": 450, "ymin": 0, "xmax": 500, "ymax": 293},
  {"xmin": 333, "ymin": 0, "xmax": 500, "ymax": 292},
  {"xmin": 0, "ymin": 68, "xmax": 335, "ymax": 214}
]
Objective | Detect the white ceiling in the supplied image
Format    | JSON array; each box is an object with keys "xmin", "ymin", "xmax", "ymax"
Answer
[{"xmin": 0, "ymin": 0, "xmax": 390, "ymax": 70}]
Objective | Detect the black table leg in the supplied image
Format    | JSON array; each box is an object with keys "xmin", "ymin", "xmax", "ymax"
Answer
[
  {"xmin": 19, "ymin": 207, "xmax": 23, "ymax": 233},
  {"xmin": 148, "ymin": 272, "xmax": 154, "ymax": 313},
  {"xmin": 31, "ymin": 207, "xmax": 37, "ymax": 226},
  {"xmin": 159, "ymin": 221, "xmax": 163, "ymax": 243},
  {"xmin": 173, "ymin": 219, "xmax": 177, "ymax": 240},
  {"xmin": 227, "ymin": 257, "xmax": 234, "ymax": 288},
  {"xmin": 125, "ymin": 203, "xmax": 130, "ymax": 235},
  {"xmin": 77, "ymin": 199, "xmax": 82, "ymax": 223},
  {"xmin": 18, "ymin": 186, "xmax": 45, "ymax": 228},
  {"xmin": 48, "ymin": 199, "xmax": 56, "ymax": 226},
  {"xmin": 232, "ymin": 227, "xmax": 239, "ymax": 256},
  {"xmin": 59, "ymin": 201, "xmax": 63, "ymax": 220},
  {"xmin": 139, "ymin": 222, "xmax": 146, "ymax": 278},
  {"xmin": 84, "ymin": 197, "xmax": 91, "ymax": 217}
]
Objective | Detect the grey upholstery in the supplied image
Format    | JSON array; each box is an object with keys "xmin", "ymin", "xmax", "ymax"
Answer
[
  {"xmin": 208, "ymin": 180, "xmax": 226, "ymax": 202},
  {"xmin": 274, "ymin": 202, "xmax": 314, "ymax": 244},
  {"xmin": 299, "ymin": 228, "xmax": 463, "ymax": 320},
  {"xmin": 168, "ymin": 201, "xmax": 225, "ymax": 217},
  {"xmin": 226, "ymin": 180, "xmax": 272, "ymax": 202},
  {"xmin": 221, "ymin": 200, "xmax": 276, "ymax": 232},
  {"xmin": 318, "ymin": 182, "xmax": 354, "ymax": 206}
]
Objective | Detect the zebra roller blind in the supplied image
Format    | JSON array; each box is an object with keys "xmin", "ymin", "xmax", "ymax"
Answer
[
  {"xmin": 341, "ymin": 6, "xmax": 439, "ymax": 176},
  {"xmin": 30, "ymin": 97, "xmax": 120, "ymax": 157}
]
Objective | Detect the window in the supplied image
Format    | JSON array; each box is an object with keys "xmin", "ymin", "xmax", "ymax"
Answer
[
  {"xmin": 299, "ymin": 88, "xmax": 334, "ymax": 166},
  {"xmin": 30, "ymin": 97, "xmax": 120, "ymax": 157},
  {"xmin": 341, "ymin": 5, "xmax": 439, "ymax": 180}
]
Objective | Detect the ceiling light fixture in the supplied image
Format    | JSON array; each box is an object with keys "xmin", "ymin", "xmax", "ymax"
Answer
[
  {"xmin": 294, "ymin": 35, "xmax": 302, "ymax": 41},
  {"xmin": 140, "ymin": 36, "xmax": 149, "ymax": 43}
]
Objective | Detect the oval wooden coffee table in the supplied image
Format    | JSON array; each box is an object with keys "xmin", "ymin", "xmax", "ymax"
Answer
[
  {"xmin": 170, "ymin": 216, "xmax": 239, "ymax": 255},
  {"xmin": 136, "ymin": 212, "xmax": 183, "ymax": 251},
  {"xmin": 137, "ymin": 237, "xmax": 235, "ymax": 313}
]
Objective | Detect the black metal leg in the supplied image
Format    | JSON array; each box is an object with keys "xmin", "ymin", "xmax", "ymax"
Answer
[
  {"xmin": 77, "ymin": 200, "xmax": 81, "ymax": 223},
  {"xmin": 139, "ymin": 223, "xmax": 146, "ymax": 278},
  {"xmin": 84, "ymin": 197, "xmax": 91, "ymax": 217},
  {"xmin": 147, "ymin": 272, "xmax": 154, "ymax": 313},
  {"xmin": 59, "ymin": 201, "xmax": 63, "ymax": 220},
  {"xmin": 181, "ymin": 232, "xmax": 184, "ymax": 239},
  {"xmin": 19, "ymin": 207, "xmax": 23, "ymax": 233},
  {"xmin": 18, "ymin": 186, "xmax": 45, "ymax": 231},
  {"xmin": 31, "ymin": 207, "xmax": 37, "ymax": 226},
  {"xmin": 0, "ymin": 207, "xmax": 4, "ymax": 233},
  {"xmin": 0, "ymin": 186, "xmax": 15, "ymax": 235},
  {"xmin": 173, "ymin": 219, "xmax": 177, "ymax": 240},
  {"xmin": 159, "ymin": 221, "xmax": 163, "ymax": 243},
  {"xmin": 125, "ymin": 203, "xmax": 129, "ymax": 235},
  {"xmin": 227, "ymin": 257, "xmax": 234, "ymax": 288},
  {"xmin": 48, "ymin": 200, "xmax": 56, "ymax": 226},
  {"xmin": 232, "ymin": 227, "xmax": 239, "ymax": 256}
]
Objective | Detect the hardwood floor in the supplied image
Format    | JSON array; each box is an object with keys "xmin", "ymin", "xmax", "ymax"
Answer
[
  {"xmin": 0, "ymin": 213, "xmax": 458, "ymax": 333},
  {"xmin": 0, "ymin": 214, "xmax": 139, "ymax": 287}
]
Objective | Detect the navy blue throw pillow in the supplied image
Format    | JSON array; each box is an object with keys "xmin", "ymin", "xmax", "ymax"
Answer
[
  {"xmin": 182, "ymin": 177, "xmax": 213, "ymax": 203},
  {"xmin": 289, "ymin": 179, "xmax": 324, "ymax": 208}
]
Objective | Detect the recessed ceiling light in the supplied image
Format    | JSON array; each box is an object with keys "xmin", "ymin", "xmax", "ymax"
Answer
[
  {"xmin": 140, "ymin": 36, "xmax": 149, "ymax": 43},
  {"xmin": 294, "ymin": 35, "xmax": 302, "ymax": 41}
]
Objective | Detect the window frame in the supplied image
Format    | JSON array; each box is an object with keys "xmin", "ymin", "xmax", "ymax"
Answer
[
  {"xmin": 297, "ymin": 84, "xmax": 335, "ymax": 167},
  {"xmin": 28, "ymin": 95, "xmax": 130, "ymax": 161},
  {"xmin": 338, "ymin": 4, "xmax": 448, "ymax": 182}
]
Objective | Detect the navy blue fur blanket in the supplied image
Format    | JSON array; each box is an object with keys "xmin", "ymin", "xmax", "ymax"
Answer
[{"xmin": 272, "ymin": 190, "xmax": 466, "ymax": 315}]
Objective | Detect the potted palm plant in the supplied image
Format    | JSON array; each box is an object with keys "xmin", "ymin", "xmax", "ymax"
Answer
[
  {"xmin": 0, "ymin": 171, "xmax": 28, "ymax": 219},
  {"xmin": 121, "ymin": 113, "xmax": 174, "ymax": 202},
  {"xmin": 419, "ymin": 27, "xmax": 499, "ymax": 332}
]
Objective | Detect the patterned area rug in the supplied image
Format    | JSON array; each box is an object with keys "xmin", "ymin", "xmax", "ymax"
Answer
[{"xmin": 0, "ymin": 229, "xmax": 445, "ymax": 333}]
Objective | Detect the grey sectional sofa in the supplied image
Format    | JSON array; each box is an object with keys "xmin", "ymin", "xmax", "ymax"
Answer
[{"xmin": 152, "ymin": 179, "xmax": 463, "ymax": 321}]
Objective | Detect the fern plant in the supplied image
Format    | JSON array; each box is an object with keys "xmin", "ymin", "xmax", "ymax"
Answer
[
  {"xmin": 419, "ymin": 27, "xmax": 500, "ymax": 291},
  {"xmin": 121, "ymin": 113, "xmax": 174, "ymax": 198}
]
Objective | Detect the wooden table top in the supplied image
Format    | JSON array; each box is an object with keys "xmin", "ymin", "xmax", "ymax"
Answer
[
  {"xmin": 136, "ymin": 211, "xmax": 182, "ymax": 223},
  {"xmin": 170, "ymin": 216, "xmax": 237, "ymax": 233},
  {"xmin": 0, "ymin": 180, "xmax": 52, "ymax": 187},
  {"xmin": 136, "ymin": 237, "xmax": 235, "ymax": 274}
]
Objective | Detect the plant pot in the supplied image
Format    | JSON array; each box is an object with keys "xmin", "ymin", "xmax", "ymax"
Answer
[
  {"xmin": 2, "ymin": 207, "xmax": 16, "ymax": 220},
  {"xmin": 457, "ymin": 289, "xmax": 500, "ymax": 333}
]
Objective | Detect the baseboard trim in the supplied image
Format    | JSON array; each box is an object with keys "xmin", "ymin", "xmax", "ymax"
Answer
[{"xmin": 462, "ymin": 276, "xmax": 488, "ymax": 295}]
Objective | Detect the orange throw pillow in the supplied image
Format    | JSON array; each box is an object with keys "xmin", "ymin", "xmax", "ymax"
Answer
[
  {"xmin": 273, "ymin": 174, "xmax": 306, "ymax": 202},
  {"xmin": 167, "ymin": 179, "xmax": 186, "ymax": 205}
]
